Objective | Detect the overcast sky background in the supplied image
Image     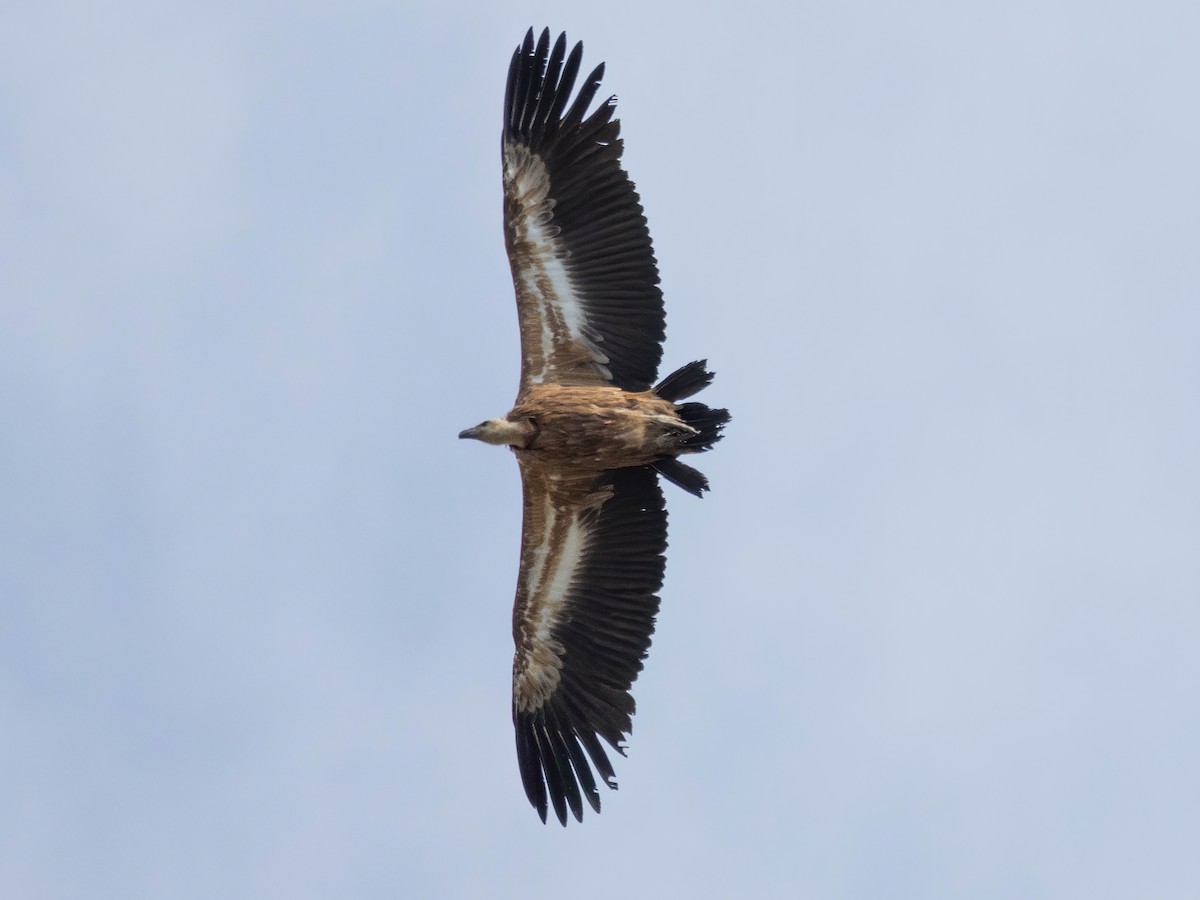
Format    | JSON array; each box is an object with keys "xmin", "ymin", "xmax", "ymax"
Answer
[{"xmin": 3, "ymin": 1, "xmax": 1198, "ymax": 898}]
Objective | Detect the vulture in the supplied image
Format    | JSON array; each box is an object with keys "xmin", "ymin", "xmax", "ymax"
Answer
[{"xmin": 460, "ymin": 27, "xmax": 730, "ymax": 826}]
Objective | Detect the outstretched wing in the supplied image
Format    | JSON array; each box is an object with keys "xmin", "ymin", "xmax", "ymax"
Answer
[
  {"xmin": 503, "ymin": 28, "xmax": 665, "ymax": 396},
  {"xmin": 511, "ymin": 461, "xmax": 667, "ymax": 825}
]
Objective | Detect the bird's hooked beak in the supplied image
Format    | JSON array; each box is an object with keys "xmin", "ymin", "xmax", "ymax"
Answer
[{"xmin": 458, "ymin": 417, "xmax": 533, "ymax": 447}]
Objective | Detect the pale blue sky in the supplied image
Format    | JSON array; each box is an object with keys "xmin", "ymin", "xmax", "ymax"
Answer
[{"xmin": 3, "ymin": 2, "xmax": 1199, "ymax": 898}]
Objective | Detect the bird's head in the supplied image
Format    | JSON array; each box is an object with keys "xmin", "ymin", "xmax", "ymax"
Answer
[{"xmin": 458, "ymin": 417, "xmax": 534, "ymax": 448}]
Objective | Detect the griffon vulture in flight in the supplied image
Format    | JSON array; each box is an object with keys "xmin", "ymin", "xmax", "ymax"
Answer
[{"xmin": 460, "ymin": 28, "xmax": 730, "ymax": 825}]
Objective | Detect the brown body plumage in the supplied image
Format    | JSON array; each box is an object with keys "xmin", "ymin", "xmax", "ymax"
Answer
[
  {"xmin": 502, "ymin": 384, "xmax": 690, "ymax": 463},
  {"xmin": 460, "ymin": 28, "xmax": 730, "ymax": 826}
]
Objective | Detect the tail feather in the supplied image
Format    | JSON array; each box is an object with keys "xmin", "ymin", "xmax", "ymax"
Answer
[
  {"xmin": 652, "ymin": 359, "xmax": 729, "ymax": 497},
  {"xmin": 654, "ymin": 360, "xmax": 714, "ymax": 402},
  {"xmin": 674, "ymin": 402, "xmax": 730, "ymax": 452},
  {"xmin": 651, "ymin": 458, "xmax": 709, "ymax": 498}
]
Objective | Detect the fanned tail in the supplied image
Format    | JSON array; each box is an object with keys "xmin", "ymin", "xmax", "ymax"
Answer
[{"xmin": 651, "ymin": 360, "xmax": 730, "ymax": 497}]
